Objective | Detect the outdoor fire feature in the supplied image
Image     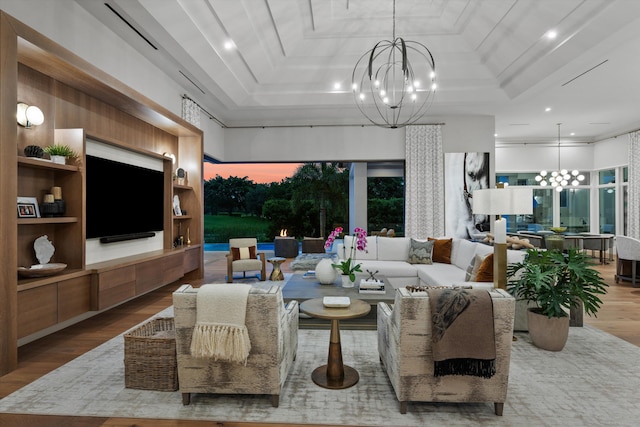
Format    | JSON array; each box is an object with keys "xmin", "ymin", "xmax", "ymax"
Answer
[{"xmin": 274, "ymin": 231, "xmax": 298, "ymax": 258}]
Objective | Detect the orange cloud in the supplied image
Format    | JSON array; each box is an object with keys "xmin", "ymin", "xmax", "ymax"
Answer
[{"xmin": 204, "ymin": 163, "xmax": 303, "ymax": 184}]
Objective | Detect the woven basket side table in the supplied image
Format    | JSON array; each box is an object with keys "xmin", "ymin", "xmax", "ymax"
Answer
[{"xmin": 124, "ymin": 317, "xmax": 178, "ymax": 391}]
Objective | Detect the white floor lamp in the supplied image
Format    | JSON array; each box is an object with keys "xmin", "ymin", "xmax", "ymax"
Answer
[{"xmin": 473, "ymin": 186, "xmax": 533, "ymax": 289}]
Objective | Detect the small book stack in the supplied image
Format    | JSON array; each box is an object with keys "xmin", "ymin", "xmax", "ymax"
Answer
[{"xmin": 359, "ymin": 279, "xmax": 385, "ymax": 294}]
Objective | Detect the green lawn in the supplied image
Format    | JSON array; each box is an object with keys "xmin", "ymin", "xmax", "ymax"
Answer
[{"xmin": 204, "ymin": 214, "xmax": 271, "ymax": 243}]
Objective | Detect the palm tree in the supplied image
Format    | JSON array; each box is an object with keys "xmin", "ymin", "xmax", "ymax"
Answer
[{"xmin": 290, "ymin": 163, "xmax": 348, "ymax": 237}]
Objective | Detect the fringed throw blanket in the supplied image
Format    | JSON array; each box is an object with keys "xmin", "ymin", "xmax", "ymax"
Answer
[
  {"xmin": 427, "ymin": 288, "xmax": 496, "ymax": 378},
  {"xmin": 190, "ymin": 284, "xmax": 252, "ymax": 365}
]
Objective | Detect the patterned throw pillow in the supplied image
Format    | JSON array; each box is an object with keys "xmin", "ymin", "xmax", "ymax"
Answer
[
  {"xmin": 428, "ymin": 238, "xmax": 453, "ymax": 264},
  {"xmin": 475, "ymin": 253, "xmax": 494, "ymax": 282},
  {"xmin": 464, "ymin": 254, "xmax": 484, "ymax": 281},
  {"xmin": 407, "ymin": 239, "xmax": 434, "ymax": 264},
  {"xmin": 231, "ymin": 246, "xmax": 257, "ymax": 260}
]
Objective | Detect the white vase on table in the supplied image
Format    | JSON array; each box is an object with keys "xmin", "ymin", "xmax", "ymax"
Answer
[{"xmin": 315, "ymin": 258, "xmax": 336, "ymax": 285}]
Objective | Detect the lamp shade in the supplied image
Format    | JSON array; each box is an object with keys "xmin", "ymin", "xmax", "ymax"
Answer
[{"xmin": 472, "ymin": 188, "xmax": 533, "ymax": 215}]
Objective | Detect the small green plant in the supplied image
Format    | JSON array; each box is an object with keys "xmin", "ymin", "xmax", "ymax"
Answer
[{"xmin": 43, "ymin": 144, "xmax": 77, "ymax": 158}]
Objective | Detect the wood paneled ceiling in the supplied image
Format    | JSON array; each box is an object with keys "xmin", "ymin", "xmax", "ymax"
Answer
[{"xmin": 78, "ymin": 0, "xmax": 640, "ymax": 143}]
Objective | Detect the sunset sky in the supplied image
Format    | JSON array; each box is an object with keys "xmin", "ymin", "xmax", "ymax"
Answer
[{"xmin": 204, "ymin": 162, "xmax": 303, "ymax": 184}]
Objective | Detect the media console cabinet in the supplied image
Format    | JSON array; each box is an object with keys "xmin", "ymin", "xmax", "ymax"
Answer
[{"xmin": 1, "ymin": 12, "xmax": 204, "ymax": 374}]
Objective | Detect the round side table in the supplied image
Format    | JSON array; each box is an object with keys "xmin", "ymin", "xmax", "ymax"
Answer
[
  {"xmin": 267, "ymin": 256, "xmax": 286, "ymax": 281},
  {"xmin": 299, "ymin": 298, "xmax": 371, "ymax": 389}
]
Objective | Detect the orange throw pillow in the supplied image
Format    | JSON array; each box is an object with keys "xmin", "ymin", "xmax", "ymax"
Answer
[
  {"xmin": 475, "ymin": 254, "xmax": 494, "ymax": 282},
  {"xmin": 428, "ymin": 238, "xmax": 452, "ymax": 264}
]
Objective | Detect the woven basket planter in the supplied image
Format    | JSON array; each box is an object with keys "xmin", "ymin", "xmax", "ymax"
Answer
[{"xmin": 124, "ymin": 317, "xmax": 178, "ymax": 391}]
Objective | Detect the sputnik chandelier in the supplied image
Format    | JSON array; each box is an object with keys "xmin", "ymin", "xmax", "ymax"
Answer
[
  {"xmin": 351, "ymin": 0, "xmax": 436, "ymax": 129},
  {"xmin": 535, "ymin": 123, "xmax": 585, "ymax": 192}
]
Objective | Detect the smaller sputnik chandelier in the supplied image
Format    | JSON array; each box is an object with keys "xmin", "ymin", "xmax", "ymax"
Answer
[
  {"xmin": 351, "ymin": 0, "xmax": 436, "ymax": 129},
  {"xmin": 535, "ymin": 123, "xmax": 585, "ymax": 192}
]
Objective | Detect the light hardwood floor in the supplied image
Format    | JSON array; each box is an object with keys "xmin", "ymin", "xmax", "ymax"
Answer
[{"xmin": 1, "ymin": 250, "xmax": 638, "ymax": 427}]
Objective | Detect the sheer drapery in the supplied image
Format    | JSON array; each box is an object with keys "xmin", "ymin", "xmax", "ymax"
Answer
[
  {"xmin": 181, "ymin": 96, "xmax": 200, "ymax": 128},
  {"xmin": 405, "ymin": 125, "xmax": 444, "ymax": 239},
  {"xmin": 629, "ymin": 131, "xmax": 640, "ymax": 239}
]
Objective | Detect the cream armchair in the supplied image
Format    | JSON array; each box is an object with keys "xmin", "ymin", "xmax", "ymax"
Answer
[
  {"xmin": 173, "ymin": 284, "xmax": 298, "ymax": 407},
  {"xmin": 226, "ymin": 237, "xmax": 266, "ymax": 283},
  {"xmin": 377, "ymin": 288, "xmax": 515, "ymax": 415},
  {"xmin": 615, "ymin": 235, "xmax": 640, "ymax": 287}
]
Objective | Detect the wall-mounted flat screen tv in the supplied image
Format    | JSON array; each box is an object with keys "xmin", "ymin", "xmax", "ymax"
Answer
[{"xmin": 86, "ymin": 154, "xmax": 164, "ymax": 240}]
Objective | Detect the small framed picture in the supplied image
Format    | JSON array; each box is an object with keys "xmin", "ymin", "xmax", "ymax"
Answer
[
  {"xmin": 17, "ymin": 197, "xmax": 40, "ymax": 218},
  {"xmin": 173, "ymin": 194, "xmax": 182, "ymax": 216}
]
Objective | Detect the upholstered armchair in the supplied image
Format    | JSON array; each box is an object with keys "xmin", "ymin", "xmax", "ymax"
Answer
[
  {"xmin": 226, "ymin": 237, "xmax": 266, "ymax": 283},
  {"xmin": 173, "ymin": 284, "xmax": 299, "ymax": 407},
  {"xmin": 615, "ymin": 235, "xmax": 640, "ymax": 287},
  {"xmin": 377, "ymin": 288, "xmax": 515, "ymax": 415}
]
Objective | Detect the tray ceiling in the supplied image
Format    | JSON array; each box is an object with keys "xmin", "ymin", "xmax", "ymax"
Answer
[{"xmin": 77, "ymin": 0, "xmax": 640, "ymax": 143}]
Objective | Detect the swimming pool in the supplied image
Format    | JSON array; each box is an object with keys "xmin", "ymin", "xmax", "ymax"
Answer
[{"xmin": 204, "ymin": 242, "xmax": 278, "ymax": 252}]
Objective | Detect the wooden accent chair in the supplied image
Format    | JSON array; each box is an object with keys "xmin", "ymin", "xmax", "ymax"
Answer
[
  {"xmin": 377, "ymin": 288, "xmax": 515, "ymax": 415},
  {"xmin": 173, "ymin": 284, "xmax": 299, "ymax": 407},
  {"xmin": 226, "ymin": 238, "xmax": 266, "ymax": 283},
  {"xmin": 615, "ymin": 235, "xmax": 640, "ymax": 287}
]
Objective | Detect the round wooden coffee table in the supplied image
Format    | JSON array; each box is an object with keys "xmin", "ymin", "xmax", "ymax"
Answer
[{"xmin": 299, "ymin": 298, "xmax": 371, "ymax": 389}]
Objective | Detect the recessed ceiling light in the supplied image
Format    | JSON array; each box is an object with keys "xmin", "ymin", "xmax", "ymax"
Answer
[
  {"xmin": 545, "ymin": 107, "xmax": 552, "ymax": 112},
  {"xmin": 546, "ymin": 30, "xmax": 558, "ymax": 40},
  {"xmin": 224, "ymin": 40, "xmax": 235, "ymax": 50},
  {"xmin": 570, "ymin": 132, "xmax": 575, "ymax": 136},
  {"xmin": 334, "ymin": 82, "xmax": 341, "ymax": 90}
]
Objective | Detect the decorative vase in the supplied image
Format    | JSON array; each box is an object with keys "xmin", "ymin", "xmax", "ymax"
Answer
[
  {"xmin": 24, "ymin": 145, "xmax": 44, "ymax": 158},
  {"xmin": 341, "ymin": 274, "xmax": 355, "ymax": 288},
  {"xmin": 544, "ymin": 233, "xmax": 565, "ymax": 252},
  {"xmin": 50, "ymin": 155, "xmax": 66, "ymax": 165},
  {"xmin": 315, "ymin": 258, "xmax": 336, "ymax": 285},
  {"xmin": 527, "ymin": 308, "xmax": 570, "ymax": 351}
]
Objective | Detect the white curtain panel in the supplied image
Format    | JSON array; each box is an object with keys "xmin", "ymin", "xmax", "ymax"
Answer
[
  {"xmin": 181, "ymin": 97, "xmax": 201, "ymax": 128},
  {"xmin": 405, "ymin": 125, "xmax": 444, "ymax": 239},
  {"xmin": 629, "ymin": 131, "xmax": 640, "ymax": 239}
]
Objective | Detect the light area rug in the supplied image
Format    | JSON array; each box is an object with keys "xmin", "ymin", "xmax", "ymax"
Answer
[{"xmin": 1, "ymin": 306, "xmax": 639, "ymax": 426}]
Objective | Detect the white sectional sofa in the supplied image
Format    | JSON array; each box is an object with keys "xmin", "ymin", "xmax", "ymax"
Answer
[{"xmin": 336, "ymin": 235, "xmax": 526, "ymax": 290}]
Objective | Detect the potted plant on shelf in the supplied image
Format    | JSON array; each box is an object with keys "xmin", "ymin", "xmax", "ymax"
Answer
[
  {"xmin": 507, "ymin": 248, "xmax": 608, "ymax": 351},
  {"xmin": 43, "ymin": 144, "xmax": 77, "ymax": 165},
  {"xmin": 325, "ymin": 226, "xmax": 368, "ymax": 288}
]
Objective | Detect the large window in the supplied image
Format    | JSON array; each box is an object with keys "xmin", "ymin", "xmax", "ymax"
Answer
[
  {"xmin": 367, "ymin": 176, "xmax": 405, "ymax": 236},
  {"xmin": 532, "ymin": 189, "xmax": 553, "ymax": 231},
  {"xmin": 559, "ymin": 188, "xmax": 590, "ymax": 233},
  {"xmin": 599, "ymin": 188, "xmax": 616, "ymax": 234},
  {"xmin": 496, "ymin": 173, "xmax": 539, "ymax": 186}
]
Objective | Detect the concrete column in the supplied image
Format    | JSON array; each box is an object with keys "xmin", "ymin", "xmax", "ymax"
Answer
[{"xmin": 349, "ymin": 162, "xmax": 368, "ymax": 232}]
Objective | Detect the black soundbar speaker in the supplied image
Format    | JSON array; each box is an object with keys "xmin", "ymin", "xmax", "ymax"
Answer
[{"xmin": 99, "ymin": 232, "xmax": 156, "ymax": 243}]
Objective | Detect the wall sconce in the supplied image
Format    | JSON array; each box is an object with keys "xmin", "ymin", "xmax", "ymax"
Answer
[{"xmin": 17, "ymin": 103, "xmax": 44, "ymax": 128}]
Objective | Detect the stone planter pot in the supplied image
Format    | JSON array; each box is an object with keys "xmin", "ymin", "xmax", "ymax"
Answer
[
  {"xmin": 527, "ymin": 307, "xmax": 570, "ymax": 351},
  {"xmin": 315, "ymin": 258, "xmax": 336, "ymax": 285}
]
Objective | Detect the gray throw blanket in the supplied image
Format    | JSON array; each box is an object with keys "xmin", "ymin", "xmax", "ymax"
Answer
[{"xmin": 427, "ymin": 288, "xmax": 496, "ymax": 378}]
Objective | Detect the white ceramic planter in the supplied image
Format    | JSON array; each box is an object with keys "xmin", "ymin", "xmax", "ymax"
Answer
[
  {"xmin": 50, "ymin": 155, "xmax": 66, "ymax": 165},
  {"xmin": 341, "ymin": 275, "xmax": 355, "ymax": 288}
]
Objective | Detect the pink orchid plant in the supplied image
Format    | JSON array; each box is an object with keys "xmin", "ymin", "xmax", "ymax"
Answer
[{"xmin": 325, "ymin": 226, "xmax": 368, "ymax": 282}]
